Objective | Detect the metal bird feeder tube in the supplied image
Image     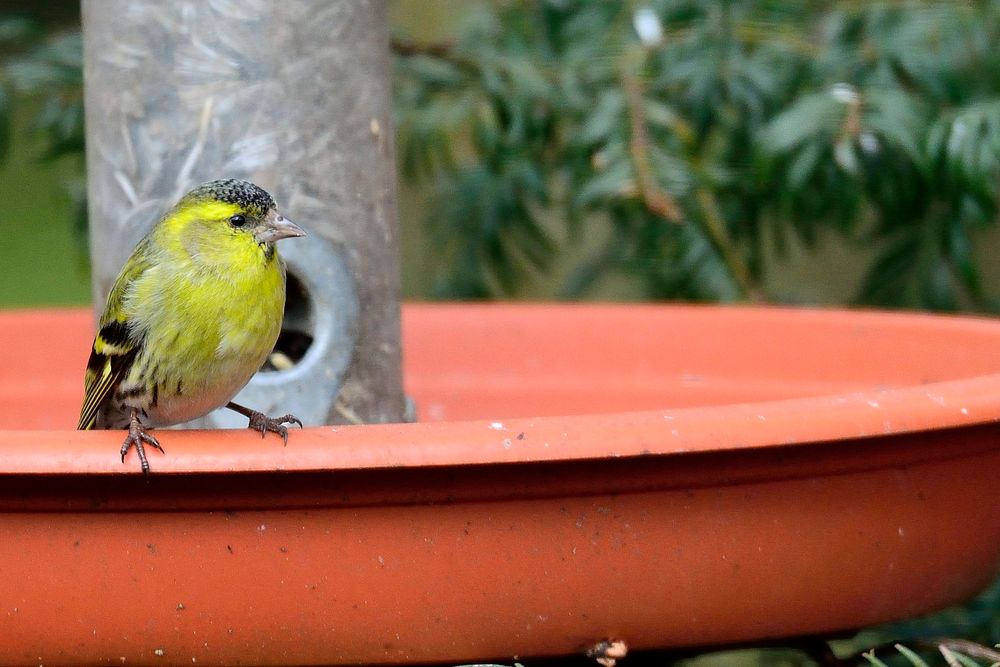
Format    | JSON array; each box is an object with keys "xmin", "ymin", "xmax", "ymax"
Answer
[{"xmin": 82, "ymin": 0, "xmax": 404, "ymax": 426}]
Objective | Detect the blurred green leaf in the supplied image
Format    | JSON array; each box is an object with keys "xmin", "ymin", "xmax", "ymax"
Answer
[
  {"xmin": 403, "ymin": 55, "xmax": 467, "ymax": 87},
  {"xmin": 573, "ymin": 89, "xmax": 624, "ymax": 146},
  {"xmin": 863, "ymin": 88, "xmax": 929, "ymax": 170},
  {"xmin": 862, "ymin": 649, "xmax": 892, "ymax": 667},
  {"xmin": 573, "ymin": 158, "xmax": 632, "ymax": 209},
  {"xmin": 0, "ymin": 15, "xmax": 36, "ymax": 44},
  {"xmin": 933, "ymin": 100, "xmax": 1000, "ymax": 185},
  {"xmin": 759, "ymin": 92, "xmax": 845, "ymax": 154},
  {"xmin": 894, "ymin": 643, "xmax": 932, "ymax": 667}
]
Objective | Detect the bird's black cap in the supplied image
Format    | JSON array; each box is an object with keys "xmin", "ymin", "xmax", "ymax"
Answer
[{"xmin": 186, "ymin": 179, "xmax": 276, "ymax": 215}]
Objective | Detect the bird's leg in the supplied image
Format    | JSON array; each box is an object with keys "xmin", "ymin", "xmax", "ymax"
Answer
[
  {"xmin": 121, "ymin": 409, "xmax": 163, "ymax": 474},
  {"xmin": 225, "ymin": 401, "xmax": 303, "ymax": 445}
]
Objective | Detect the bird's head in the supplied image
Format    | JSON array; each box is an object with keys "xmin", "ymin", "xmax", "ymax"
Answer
[{"xmin": 164, "ymin": 179, "xmax": 305, "ymax": 266}]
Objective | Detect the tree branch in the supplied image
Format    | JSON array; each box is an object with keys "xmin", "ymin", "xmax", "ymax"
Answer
[
  {"xmin": 620, "ymin": 69, "xmax": 683, "ymax": 223},
  {"xmin": 694, "ymin": 187, "xmax": 762, "ymax": 301},
  {"xmin": 389, "ymin": 36, "xmax": 455, "ymax": 59}
]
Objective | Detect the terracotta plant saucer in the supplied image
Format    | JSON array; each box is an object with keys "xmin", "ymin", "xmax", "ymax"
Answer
[{"xmin": 0, "ymin": 304, "xmax": 998, "ymax": 665}]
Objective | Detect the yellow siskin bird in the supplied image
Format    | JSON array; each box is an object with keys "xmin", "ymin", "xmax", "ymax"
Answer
[{"xmin": 78, "ymin": 178, "xmax": 306, "ymax": 473}]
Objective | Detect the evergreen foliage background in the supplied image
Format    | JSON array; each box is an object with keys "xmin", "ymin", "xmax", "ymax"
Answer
[{"xmin": 394, "ymin": 2, "xmax": 1000, "ymax": 309}]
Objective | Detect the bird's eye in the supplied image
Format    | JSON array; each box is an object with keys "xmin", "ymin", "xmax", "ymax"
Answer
[{"xmin": 229, "ymin": 214, "xmax": 247, "ymax": 228}]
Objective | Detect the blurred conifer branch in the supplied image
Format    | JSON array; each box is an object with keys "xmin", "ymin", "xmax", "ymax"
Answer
[{"xmin": 393, "ymin": 1, "xmax": 1000, "ymax": 309}]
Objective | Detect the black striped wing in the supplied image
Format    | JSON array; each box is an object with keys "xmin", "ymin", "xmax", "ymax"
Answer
[
  {"xmin": 78, "ymin": 320, "xmax": 141, "ymax": 430},
  {"xmin": 77, "ymin": 241, "xmax": 152, "ymax": 430}
]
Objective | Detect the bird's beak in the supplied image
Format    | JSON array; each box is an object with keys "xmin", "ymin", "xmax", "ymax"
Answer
[{"xmin": 255, "ymin": 216, "xmax": 307, "ymax": 243}]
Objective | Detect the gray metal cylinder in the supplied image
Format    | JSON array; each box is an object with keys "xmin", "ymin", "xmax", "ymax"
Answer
[{"xmin": 82, "ymin": 0, "xmax": 405, "ymax": 425}]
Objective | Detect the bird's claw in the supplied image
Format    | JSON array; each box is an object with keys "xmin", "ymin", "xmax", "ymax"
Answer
[
  {"xmin": 246, "ymin": 411, "xmax": 303, "ymax": 446},
  {"xmin": 120, "ymin": 416, "xmax": 163, "ymax": 474}
]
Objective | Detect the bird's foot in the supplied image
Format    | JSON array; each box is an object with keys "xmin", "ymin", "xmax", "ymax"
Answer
[
  {"xmin": 225, "ymin": 401, "xmax": 303, "ymax": 445},
  {"xmin": 121, "ymin": 413, "xmax": 163, "ymax": 474},
  {"xmin": 246, "ymin": 411, "xmax": 303, "ymax": 445}
]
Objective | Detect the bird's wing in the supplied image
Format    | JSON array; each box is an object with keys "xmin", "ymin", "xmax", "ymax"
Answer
[
  {"xmin": 78, "ymin": 242, "xmax": 152, "ymax": 430},
  {"xmin": 77, "ymin": 321, "xmax": 141, "ymax": 429}
]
